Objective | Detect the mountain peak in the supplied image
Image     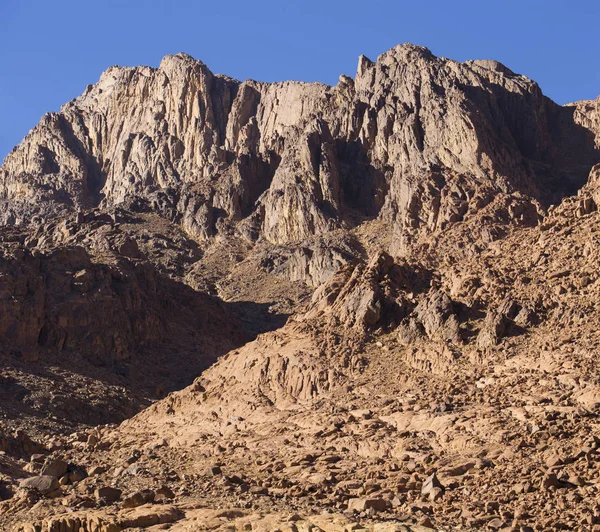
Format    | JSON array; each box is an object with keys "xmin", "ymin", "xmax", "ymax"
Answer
[{"xmin": 159, "ymin": 51, "xmax": 207, "ymax": 70}]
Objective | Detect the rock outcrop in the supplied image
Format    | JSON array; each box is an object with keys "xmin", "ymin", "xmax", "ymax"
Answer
[{"xmin": 570, "ymin": 95, "xmax": 600, "ymax": 147}]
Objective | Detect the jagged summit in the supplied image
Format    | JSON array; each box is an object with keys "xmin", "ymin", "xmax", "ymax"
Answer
[{"xmin": 1, "ymin": 44, "xmax": 598, "ymax": 251}]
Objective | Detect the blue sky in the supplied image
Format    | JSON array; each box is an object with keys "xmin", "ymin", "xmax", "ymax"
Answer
[{"xmin": 1, "ymin": 0, "xmax": 599, "ymax": 162}]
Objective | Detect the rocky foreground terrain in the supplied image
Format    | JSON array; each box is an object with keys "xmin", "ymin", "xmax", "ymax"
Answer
[{"xmin": 0, "ymin": 44, "xmax": 600, "ymax": 530}]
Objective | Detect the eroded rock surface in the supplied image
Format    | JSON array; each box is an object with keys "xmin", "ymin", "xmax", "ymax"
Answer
[
  {"xmin": 1, "ymin": 44, "xmax": 600, "ymax": 530},
  {"xmin": 2, "ymin": 45, "xmax": 598, "ymax": 250}
]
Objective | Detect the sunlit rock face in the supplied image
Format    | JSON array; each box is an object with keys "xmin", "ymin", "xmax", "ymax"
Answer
[{"xmin": 2, "ymin": 45, "xmax": 598, "ymax": 253}]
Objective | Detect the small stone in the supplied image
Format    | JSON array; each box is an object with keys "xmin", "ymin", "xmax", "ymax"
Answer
[
  {"xmin": 125, "ymin": 450, "xmax": 141, "ymax": 464},
  {"xmin": 20, "ymin": 475, "xmax": 59, "ymax": 496},
  {"xmin": 487, "ymin": 518, "xmax": 505, "ymax": 529},
  {"xmin": 347, "ymin": 498, "xmax": 388, "ymax": 512},
  {"xmin": 542, "ymin": 472, "xmax": 561, "ymax": 489},
  {"xmin": 485, "ymin": 501, "xmax": 500, "ymax": 514},
  {"xmin": 88, "ymin": 465, "xmax": 106, "ymax": 476},
  {"xmin": 568, "ymin": 474, "xmax": 585, "ymax": 487},
  {"xmin": 86, "ymin": 432, "xmax": 99, "ymax": 448},
  {"xmin": 546, "ymin": 454, "xmax": 563, "ymax": 468},
  {"xmin": 248, "ymin": 486, "xmax": 269, "ymax": 495},
  {"xmin": 95, "ymin": 486, "xmax": 122, "ymax": 503},
  {"xmin": 23, "ymin": 462, "xmax": 40, "ymax": 474},
  {"xmin": 40, "ymin": 458, "xmax": 68, "ymax": 479},
  {"xmin": 124, "ymin": 464, "xmax": 140, "ymax": 476},
  {"xmin": 122, "ymin": 489, "xmax": 155, "ymax": 508},
  {"xmin": 156, "ymin": 485, "xmax": 175, "ymax": 499},
  {"xmin": 406, "ymin": 460, "xmax": 417, "ymax": 472},
  {"xmin": 512, "ymin": 482, "xmax": 532, "ymax": 494},
  {"xmin": 421, "ymin": 472, "xmax": 444, "ymax": 496},
  {"xmin": 204, "ymin": 465, "xmax": 222, "ymax": 476},
  {"xmin": 429, "ymin": 487, "xmax": 444, "ymax": 501},
  {"xmin": 68, "ymin": 468, "xmax": 87, "ymax": 483},
  {"xmin": 419, "ymin": 517, "xmax": 435, "ymax": 529}
]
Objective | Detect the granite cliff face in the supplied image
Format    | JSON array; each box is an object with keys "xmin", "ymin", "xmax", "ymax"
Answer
[
  {"xmin": 571, "ymin": 95, "xmax": 600, "ymax": 146},
  {"xmin": 2, "ymin": 45, "xmax": 598, "ymax": 251},
  {"xmin": 2, "ymin": 45, "xmax": 600, "ymax": 531}
]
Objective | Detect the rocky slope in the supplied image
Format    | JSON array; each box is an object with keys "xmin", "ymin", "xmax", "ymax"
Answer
[
  {"xmin": 9, "ymin": 184, "xmax": 600, "ymax": 531},
  {"xmin": 0, "ymin": 211, "xmax": 270, "ymax": 435},
  {"xmin": 0, "ymin": 44, "xmax": 599, "ymax": 530}
]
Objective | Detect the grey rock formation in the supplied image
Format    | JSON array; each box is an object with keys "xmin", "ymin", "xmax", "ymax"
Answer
[
  {"xmin": 19, "ymin": 475, "xmax": 59, "ymax": 496},
  {"xmin": 305, "ymin": 251, "xmax": 419, "ymax": 331},
  {"xmin": 412, "ymin": 289, "xmax": 461, "ymax": 343}
]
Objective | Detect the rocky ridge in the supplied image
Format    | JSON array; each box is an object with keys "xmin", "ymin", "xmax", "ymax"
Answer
[{"xmin": 2, "ymin": 45, "xmax": 597, "ymax": 250}]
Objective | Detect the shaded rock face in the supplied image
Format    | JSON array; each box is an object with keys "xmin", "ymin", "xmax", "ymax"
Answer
[
  {"xmin": 0, "ymin": 216, "xmax": 262, "ymax": 433},
  {"xmin": 0, "ymin": 245, "xmax": 162, "ymax": 362},
  {"xmin": 0, "ymin": 427, "xmax": 44, "ymax": 457},
  {"xmin": 2, "ymin": 45, "xmax": 598, "ymax": 252},
  {"xmin": 571, "ymin": 96, "xmax": 600, "ymax": 147},
  {"xmin": 0, "ymin": 228, "xmax": 258, "ymax": 370}
]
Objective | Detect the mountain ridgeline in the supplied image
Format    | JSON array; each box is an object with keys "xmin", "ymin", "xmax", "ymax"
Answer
[{"xmin": 2, "ymin": 44, "xmax": 598, "ymax": 254}]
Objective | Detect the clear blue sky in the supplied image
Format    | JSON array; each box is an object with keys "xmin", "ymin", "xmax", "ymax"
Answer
[{"xmin": 1, "ymin": 0, "xmax": 599, "ymax": 162}]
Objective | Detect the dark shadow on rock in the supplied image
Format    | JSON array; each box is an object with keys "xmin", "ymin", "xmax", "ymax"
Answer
[
  {"xmin": 0, "ymin": 246, "xmax": 289, "ymax": 433},
  {"xmin": 336, "ymin": 138, "xmax": 391, "ymax": 226},
  {"xmin": 56, "ymin": 113, "xmax": 106, "ymax": 206},
  {"xmin": 459, "ymin": 83, "xmax": 600, "ymax": 206}
]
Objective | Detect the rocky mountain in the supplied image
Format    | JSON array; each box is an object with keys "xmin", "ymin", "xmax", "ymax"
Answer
[
  {"xmin": 0, "ymin": 44, "xmax": 599, "ymax": 530},
  {"xmin": 2, "ymin": 45, "xmax": 598, "ymax": 249}
]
